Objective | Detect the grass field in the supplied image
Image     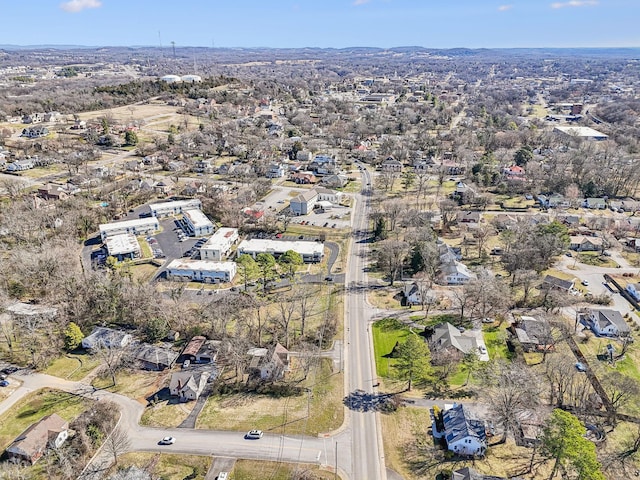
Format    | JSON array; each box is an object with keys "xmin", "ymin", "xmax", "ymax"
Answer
[
  {"xmin": 92, "ymin": 369, "xmax": 170, "ymax": 403},
  {"xmin": 196, "ymin": 359, "xmax": 343, "ymax": 435},
  {"xmin": 45, "ymin": 352, "xmax": 101, "ymax": 381},
  {"xmin": 372, "ymin": 318, "xmax": 411, "ymax": 377},
  {"xmin": 232, "ymin": 460, "xmax": 338, "ymax": 480},
  {"xmin": 115, "ymin": 452, "xmax": 211, "ymax": 480},
  {"xmin": 0, "ymin": 389, "xmax": 89, "ymax": 451}
]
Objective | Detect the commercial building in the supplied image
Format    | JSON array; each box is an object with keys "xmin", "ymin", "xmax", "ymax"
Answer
[
  {"xmin": 104, "ymin": 233, "xmax": 141, "ymax": 261},
  {"xmin": 200, "ymin": 227, "xmax": 239, "ymax": 260},
  {"xmin": 148, "ymin": 199, "xmax": 202, "ymax": 217},
  {"xmin": 165, "ymin": 259, "xmax": 237, "ymax": 283},
  {"xmin": 237, "ymin": 238, "xmax": 324, "ymax": 263},
  {"xmin": 99, "ymin": 217, "xmax": 159, "ymax": 241},
  {"xmin": 553, "ymin": 126, "xmax": 609, "ymax": 141},
  {"xmin": 182, "ymin": 209, "xmax": 214, "ymax": 237}
]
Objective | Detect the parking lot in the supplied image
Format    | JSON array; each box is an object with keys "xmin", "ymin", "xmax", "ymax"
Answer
[{"xmin": 290, "ymin": 205, "xmax": 352, "ymax": 229}]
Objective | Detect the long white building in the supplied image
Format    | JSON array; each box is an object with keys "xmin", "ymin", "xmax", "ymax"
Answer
[
  {"xmin": 99, "ymin": 217, "xmax": 159, "ymax": 241},
  {"xmin": 165, "ymin": 259, "xmax": 237, "ymax": 283},
  {"xmin": 183, "ymin": 209, "xmax": 214, "ymax": 237},
  {"xmin": 237, "ymin": 239, "xmax": 324, "ymax": 263},
  {"xmin": 148, "ymin": 199, "xmax": 202, "ymax": 218},
  {"xmin": 200, "ymin": 227, "xmax": 239, "ymax": 261}
]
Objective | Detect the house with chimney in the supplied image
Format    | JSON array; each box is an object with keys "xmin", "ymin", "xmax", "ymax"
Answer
[{"xmin": 169, "ymin": 371, "xmax": 210, "ymax": 401}]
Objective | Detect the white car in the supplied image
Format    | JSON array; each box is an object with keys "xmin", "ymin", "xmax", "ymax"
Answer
[
  {"xmin": 581, "ymin": 280, "xmax": 589, "ymax": 286},
  {"xmin": 245, "ymin": 429, "xmax": 263, "ymax": 439},
  {"xmin": 159, "ymin": 436, "xmax": 176, "ymax": 445}
]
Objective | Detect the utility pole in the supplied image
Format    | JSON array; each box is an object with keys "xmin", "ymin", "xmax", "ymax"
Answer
[
  {"xmin": 334, "ymin": 442, "xmax": 338, "ymax": 480},
  {"xmin": 171, "ymin": 41, "xmax": 176, "ymax": 60}
]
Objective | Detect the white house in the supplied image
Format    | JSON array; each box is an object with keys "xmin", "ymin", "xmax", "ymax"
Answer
[
  {"xmin": 6, "ymin": 414, "xmax": 69, "ymax": 465},
  {"xmin": 82, "ymin": 327, "xmax": 133, "ymax": 350},
  {"xmin": 588, "ymin": 309, "xmax": 630, "ymax": 337},
  {"xmin": 266, "ymin": 163, "xmax": 286, "ymax": 178},
  {"xmin": 433, "ymin": 403, "xmax": 487, "ymax": 456},
  {"xmin": 182, "ymin": 209, "xmax": 214, "ymax": 237},
  {"xmin": 315, "ymin": 187, "xmax": 342, "ymax": 204},
  {"xmin": 582, "ymin": 197, "xmax": 607, "ymax": 209},
  {"xmin": 169, "ymin": 371, "xmax": 210, "ymax": 401},
  {"xmin": 200, "ymin": 227, "xmax": 239, "ymax": 261},
  {"xmin": 439, "ymin": 262, "xmax": 475, "ymax": 285},
  {"xmin": 165, "ymin": 259, "xmax": 237, "ymax": 283},
  {"xmin": 570, "ymin": 235, "xmax": 603, "ymax": 252}
]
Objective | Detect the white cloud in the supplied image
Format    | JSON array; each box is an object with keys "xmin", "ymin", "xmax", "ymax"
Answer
[
  {"xmin": 353, "ymin": 0, "xmax": 371, "ymax": 5},
  {"xmin": 550, "ymin": 0, "xmax": 597, "ymax": 9},
  {"xmin": 498, "ymin": 4, "xmax": 513, "ymax": 11},
  {"xmin": 60, "ymin": 0, "xmax": 102, "ymax": 13}
]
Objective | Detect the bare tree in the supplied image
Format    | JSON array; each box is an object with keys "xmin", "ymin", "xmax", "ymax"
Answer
[
  {"xmin": 103, "ymin": 426, "xmax": 131, "ymax": 466},
  {"xmin": 376, "ymin": 239, "xmax": 410, "ymax": 286}
]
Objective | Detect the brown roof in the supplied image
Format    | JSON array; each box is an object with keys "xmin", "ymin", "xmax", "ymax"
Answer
[
  {"xmin": 182, "ymin": 336, "xmax": 206, "ymax": 357},
  {"xmin": 6, "ymin": 413, "xmax": 68, "ymax": 463}
]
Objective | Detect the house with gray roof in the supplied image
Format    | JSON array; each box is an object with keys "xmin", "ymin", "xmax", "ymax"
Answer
[
  {"xmin": 542, "ymin": 275, "xmax": 574, "ymax": 293},
  {"xmin": 169, "ymin": 371, "xmax": 210, "ymax": 401},
  {"xmin": 134, "ymin": 344, "xmax": 178, "ymax": 371},
  {"xmin": 587, "ymin": 309, "xmax": 630, "ymax": 337},
  {"xmin": 430, "ymin": 323, "xmax": 488, "ymax": 361},
  {"xmin": 512, "ymin": 316, "xmax": 554, "ymax": 353},
  {"xmin": 437, "ymin": 404, "xmax": 487, "ymax": 456}
]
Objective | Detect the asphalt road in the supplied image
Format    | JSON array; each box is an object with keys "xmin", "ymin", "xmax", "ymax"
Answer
[{"xmin": 344, "ymin": 165, "xmax": 387, "ymax": 480}]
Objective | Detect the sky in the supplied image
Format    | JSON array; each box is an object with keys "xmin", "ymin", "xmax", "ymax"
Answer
[{"xmin": 1, "ymin": 0, "xmax": 638, "ymax": 49}]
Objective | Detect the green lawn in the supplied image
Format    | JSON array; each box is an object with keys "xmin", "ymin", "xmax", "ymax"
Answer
[
  {"xmin": 482, "ymin": 325, "xmax": 512, "ymax": 360},
  {"xmin": 372, "ymin": 318, "xmax": 411, "ymax": 377},
  {"xmin": 577, "ymin": 252, "xmax": 618, "ymax": 268},
  {"xmin": 45, "ymin": 353, "xmax": 101, "ymax": 381},
  {"xmin": 0, "ymin": 389, "xmax": 89, "ymax": 451}
]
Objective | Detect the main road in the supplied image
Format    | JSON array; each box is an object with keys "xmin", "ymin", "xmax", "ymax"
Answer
[{"xmin": 343, "ymin": 165, "xmax": 387, "ymax": 479}]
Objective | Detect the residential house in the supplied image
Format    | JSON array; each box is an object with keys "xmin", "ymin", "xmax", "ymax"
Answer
[
  {"xmin": 169, "ymin": 371, "xmax": 210, "ymax": 401},
  {"xmin": 193, "ymin": 158, "xmax": 214, "ymax": 174},
  {"xmin": 21, "ymin": 126, "xmax": 49, "ymax": 139},
  {"xmin": 43, "ymin": 112, "xmax": 63, "ymax": 123},
  {"xmin": 537, "ymin": 193, "xmax": 569, "ymax": 209},
  {"xmin": 315, "ymin": 187, "xmax": 342, "ymax": 204},
  {"xmin": 6, "ymin": 159, "xmax": 35, "ymax": 172},
  {"xmin": 503, "ymin": 165, "xmax": 526, "ymax": 180},
  {"xmin": 22, "ymin": 113, "xmax": 44, "ymax": 124},
  {"xmin": 454, "ymin": 182, "xmax": 476, "ymax": 198},
  {"xmin": 134, "ymin": 344, "xmax": 178, "ymax": 371},
  {"xmin": 152, "ymin": 179, "xmax": 175, "ymax": 195},
  {"xmin": 309, "ymin": 154, "xmax": 338, "ymax": 175},
  {"xmin": 167, "ymin": 161, "xmax": 187, "ymax": 172},
  {"xmin": 403, "ymin": 282, "xmax": 422, "ymax": 306},
  {"xmin": 320, "ymin": 174, "xmax": 348, "ymax": 189},
  {"xmin": 180, "ymin": 336, "xmax": 207, "ymax": 363},
  {"xmin": 266, "ymin": 163, "xmax": 286, "ymax": 178},
  {"xmin": 181, "ymin": 181, "xmax": 207, "ymax": 197},
  {"xmin": 37, "ymin": 184, "xmax": 69, "ymax": 201},
  {"xmin": 380, "ymin": 156, "xmax": 403, "ymax": 173},
  {"xmin": 511, "ymin": 316, "xmax": 554, "ymax": 353},
  {"xmin": 582, "ymin": 197, "xmax": 607, "ymax": 210},
  {"xmin": 430, "ymin": 323, "xmax": 487, "ymax": 360},
  {"xmin": 457, "ymin": 211, "xmax": 481, "ymax": 224},
  {"xmin": 439, "ymin": 262, "xmax": 475, "ymax": 285},
  {"xmin": 434, "ymin": 403, "xmax": 487, "ymax": 456},
  {"xmin": 587, "ymin": 309, "xmax": 630, "ymax": 337},
  {"xmin": 626, "ymin": 282, "xmax": 640, "ymax": 301},
  {"xmin": 296, "ymin": 150, "xmax": 313, "ymax": 162},
  {"xmin": 291, "ymin": 171, "xmax": 318, "ymax": 184},
  {"xmin": 82, "ymin": 327, "xmax": 133, "ymax": 350},
  {"xmin": 124, "ymin": 159, "xmax": 144, "ymax": 172},
  {"xmin": 570, "ymin": 235, "xmax": 603, "ymax": 252},
  {"xmin": 542, "ymin": 275, "xmax": 574, "ymax": 293},
  {"xmin": 5, "ymin": 414, "xmax": 69, "ymax": 465},
  {"xmin": 258, "ymin": 343, "xmax": 290, "ymax": 380}
]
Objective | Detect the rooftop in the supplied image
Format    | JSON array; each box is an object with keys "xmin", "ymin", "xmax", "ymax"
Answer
[
  {"xmin": 105, "ymin": 233, "xmax": 140, "ymax": 256},
  {"xmin": 183, "ymin": 209, "xmax": 213, "ymax": 228},
  {"xmin": 238, "ymin": 238, "xmax": 324, "ymax": 256},
  {"xmin": 166, "ymin": 259, "xmax": 237, "ymax": 273}
]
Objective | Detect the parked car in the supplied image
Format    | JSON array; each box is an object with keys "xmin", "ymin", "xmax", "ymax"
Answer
[
  {"xmin": 0, "ymin": 380, "xmax": 9, "ymax": 387},
  {"xmin": 575, "ymin": 362, "xmax": 587, "ymax": 372},
  {"xmin": 159, "ymin": 436, "xmax": 176, "ymax": 445},
  {"xmin": 581, "ymin": 280, "xmax": 589, "ymax": 286},
  {"xmin": 245, "ymin": 429, "xmax": 263, "ymax": 439}
]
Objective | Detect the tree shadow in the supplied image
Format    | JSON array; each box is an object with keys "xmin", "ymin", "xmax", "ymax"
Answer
[{"xmin": 343, "ymin": 389, "xmax": 399, "ymax": 412}]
